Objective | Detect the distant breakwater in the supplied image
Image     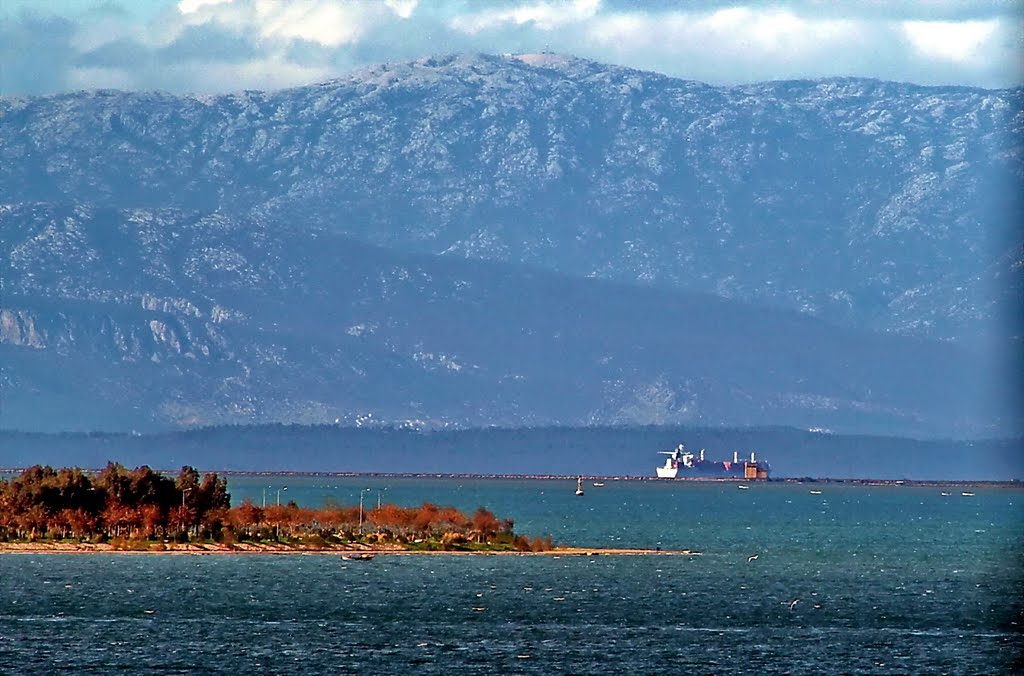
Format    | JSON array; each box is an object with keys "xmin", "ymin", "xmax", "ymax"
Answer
[{"xmin": 3, "ymin": 469, "xmax": 1016, "ymax": 488}]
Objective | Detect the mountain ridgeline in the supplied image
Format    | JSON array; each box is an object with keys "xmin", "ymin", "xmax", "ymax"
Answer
[{"xmin": 1, "ymin": 53, "xmax": 1020, "ymax": 441}]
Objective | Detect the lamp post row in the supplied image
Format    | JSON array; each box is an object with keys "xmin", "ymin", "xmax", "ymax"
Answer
[
  {"xmin": 261, "ymin": 486, "xmax": 289, "ymax": 508},
  {"xmin": 252, "ymin": 485, "xmax": 387, "ymax": 532}
]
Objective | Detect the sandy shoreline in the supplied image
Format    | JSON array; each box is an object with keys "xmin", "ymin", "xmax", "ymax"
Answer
[{"xmin": 0, "ymin": 542, "xmax": 699, "ymax": 556}]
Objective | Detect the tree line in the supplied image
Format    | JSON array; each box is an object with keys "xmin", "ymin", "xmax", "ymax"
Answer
[
  {"xmin": 0, "ymin": 463, "xmax": 229, "ymax": 541},
  {"xmin": 0, "ymin": 464, "xmax": 550, "ymax": 551}
]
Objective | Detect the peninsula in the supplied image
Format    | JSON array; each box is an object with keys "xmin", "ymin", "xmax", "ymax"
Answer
[{"xmin": 0, "ymin": 463, "xmax": 696, "ymax": 556}]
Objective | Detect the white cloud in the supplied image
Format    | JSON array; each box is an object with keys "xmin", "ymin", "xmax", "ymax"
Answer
[
  {"xmin": 700, "ymin": 8, "xmax": 855, "ymax": 51},
  {"xmin": 255, "ymin": 2, "xmax": 373, "ymax": 46},
  {"xmin": 490, "ymin": 5, "xmax": 1018, "ymax": 87},
  {"xmin": 902, "ymin": 19, "xmax": 1000, "ymax": 63},
  {"xmin": 3, "ymin": 1, "xmax": 1021, "ymax": 94},
  {"xmin": 177, "ymin": 57, "xmax": 334, "ymax": 91},
  {"xmin": 450, "ymin": 0, "xmax": 601, "ymax": 34},
  {"xmin": 178, "ymin": 0, "xmax": 234, "ymax": 14},
  {"xmin": 580, "ymin": 8, "xmax": 875, "ymax": 83},
  {"xmin": 176, "ymin": 0, "xmax": 417, "ymax": 48},
  {"xmin": 587, "ymin": 8, "xmax": 860, "ymax": 59},
  {"xmin": 385, "ymin": 0, "xmax": 418, "ymax": 20}
]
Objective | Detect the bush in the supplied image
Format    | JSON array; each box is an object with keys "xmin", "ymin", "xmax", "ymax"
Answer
[
  {"xmin": 127, "ymin": 537, "xmax": 151, "ymax": 551},
  {"xmin": 303, "ymin": 533, "xmax": 327, "ymax": 548},
  {"xmin": 111, "ymin": 536, "xmax": 152, "ymax": 551},
  {"xmin": 529, "ymin": 535, "xmax": 553, "ymax": 552}
]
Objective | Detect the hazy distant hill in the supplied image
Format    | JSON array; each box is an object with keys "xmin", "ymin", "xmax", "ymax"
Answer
[
  {"xmin": 1, "ymin": 425, "xmax": 1020, "ymax": 481},
  {"xmin": 1, "ymin": 53, "xmax": 1020, "ymax": 437},
  {"xmin": 1, "ymin": 203, "xmax": 1002, "ymax": 436}
]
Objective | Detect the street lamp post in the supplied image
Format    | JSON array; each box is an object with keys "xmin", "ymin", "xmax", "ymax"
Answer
[
  {"xmin": 377, "ymin": 487, "xmax": 387, "ymax": 510},
  {"xmin": 358, "ymin": 488, "xmax": 371, "ymax": 533},
  {"xmin": 277, "ymin": 486, "xmax": 288, "ymax": 506}
]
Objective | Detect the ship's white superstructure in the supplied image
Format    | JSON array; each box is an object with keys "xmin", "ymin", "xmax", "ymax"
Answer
[
  {"xmin": 655, "ymin": 446, "xmax": 688, "ymax": 477},
  {"xmin": 656, "ymin": 457, "xmax": 678, "ymax": 478}
]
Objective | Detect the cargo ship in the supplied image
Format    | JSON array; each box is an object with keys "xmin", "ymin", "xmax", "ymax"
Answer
[{"xmin": 656, "ymin": 443, "xmax": 769, "ymax": 480}]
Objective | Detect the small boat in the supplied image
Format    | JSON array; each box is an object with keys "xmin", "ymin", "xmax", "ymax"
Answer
[
  {"xmin": 809, "ymin": 490, "xmax": 823, "ymax": 495},
  {"xmin": 940, "ymin": 491, "xmax": 951, "ymax": 496},
  {"xmin": 592, "ymin": 482, "xmax": 605, "ymax": 487},
  {"xmin": 341, "ymin": 552, "xmax": 375, "ymax": 561},
  {"xmin": 737, "ymin": 485, "xmax": 750, "ymax": 490},
  {"xmin": 575, "ymin": 477, "xmax": 584, "ymax": 496},
  {"xmin": 961, "ymin": 491, "xmax": 975, "ymax": 497}
]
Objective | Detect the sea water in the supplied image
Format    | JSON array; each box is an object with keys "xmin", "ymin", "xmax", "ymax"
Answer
[{"xmin": 1, "ymin": 478, "xmax": 1021, "ymax": 673}]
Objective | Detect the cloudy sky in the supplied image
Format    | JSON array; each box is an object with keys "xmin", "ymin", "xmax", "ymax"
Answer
[{"xmin": 2, "ymin": 0, "xmax": 1021, "ymax": 95}]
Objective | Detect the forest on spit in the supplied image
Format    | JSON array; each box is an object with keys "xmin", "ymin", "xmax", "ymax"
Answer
[{"xmin": 0, "ymin": 464, "xmax": 543, "ymax": 551}]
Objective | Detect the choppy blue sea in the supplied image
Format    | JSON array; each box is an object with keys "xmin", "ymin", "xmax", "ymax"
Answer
[{"xmin": 1, "ymin": 477, "xmax": 1021, "ymax": 673}]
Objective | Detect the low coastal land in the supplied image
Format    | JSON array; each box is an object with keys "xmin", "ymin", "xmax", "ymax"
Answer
[{"xmin": 2, "ymin": 462, "xmax": 705, "ymax": 557}]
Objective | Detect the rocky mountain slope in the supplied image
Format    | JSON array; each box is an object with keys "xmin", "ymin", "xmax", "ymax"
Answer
[
  {"xmin": 2, "ymin": 53, "xmax": 1019, "ymax": 341},
  {"xmin": 1, "ymin": 53, "xmax": 1020, "ymax": 436}
]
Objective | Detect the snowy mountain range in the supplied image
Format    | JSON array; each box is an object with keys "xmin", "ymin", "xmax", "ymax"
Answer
[{"xmin": 1, "ymin": 53, "xmax": 1020, "ymax": 437}]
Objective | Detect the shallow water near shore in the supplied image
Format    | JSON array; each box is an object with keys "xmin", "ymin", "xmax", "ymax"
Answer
[{"xmin": 2, "ymin": 478, "xmax": 1022, "ymax": 673}]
